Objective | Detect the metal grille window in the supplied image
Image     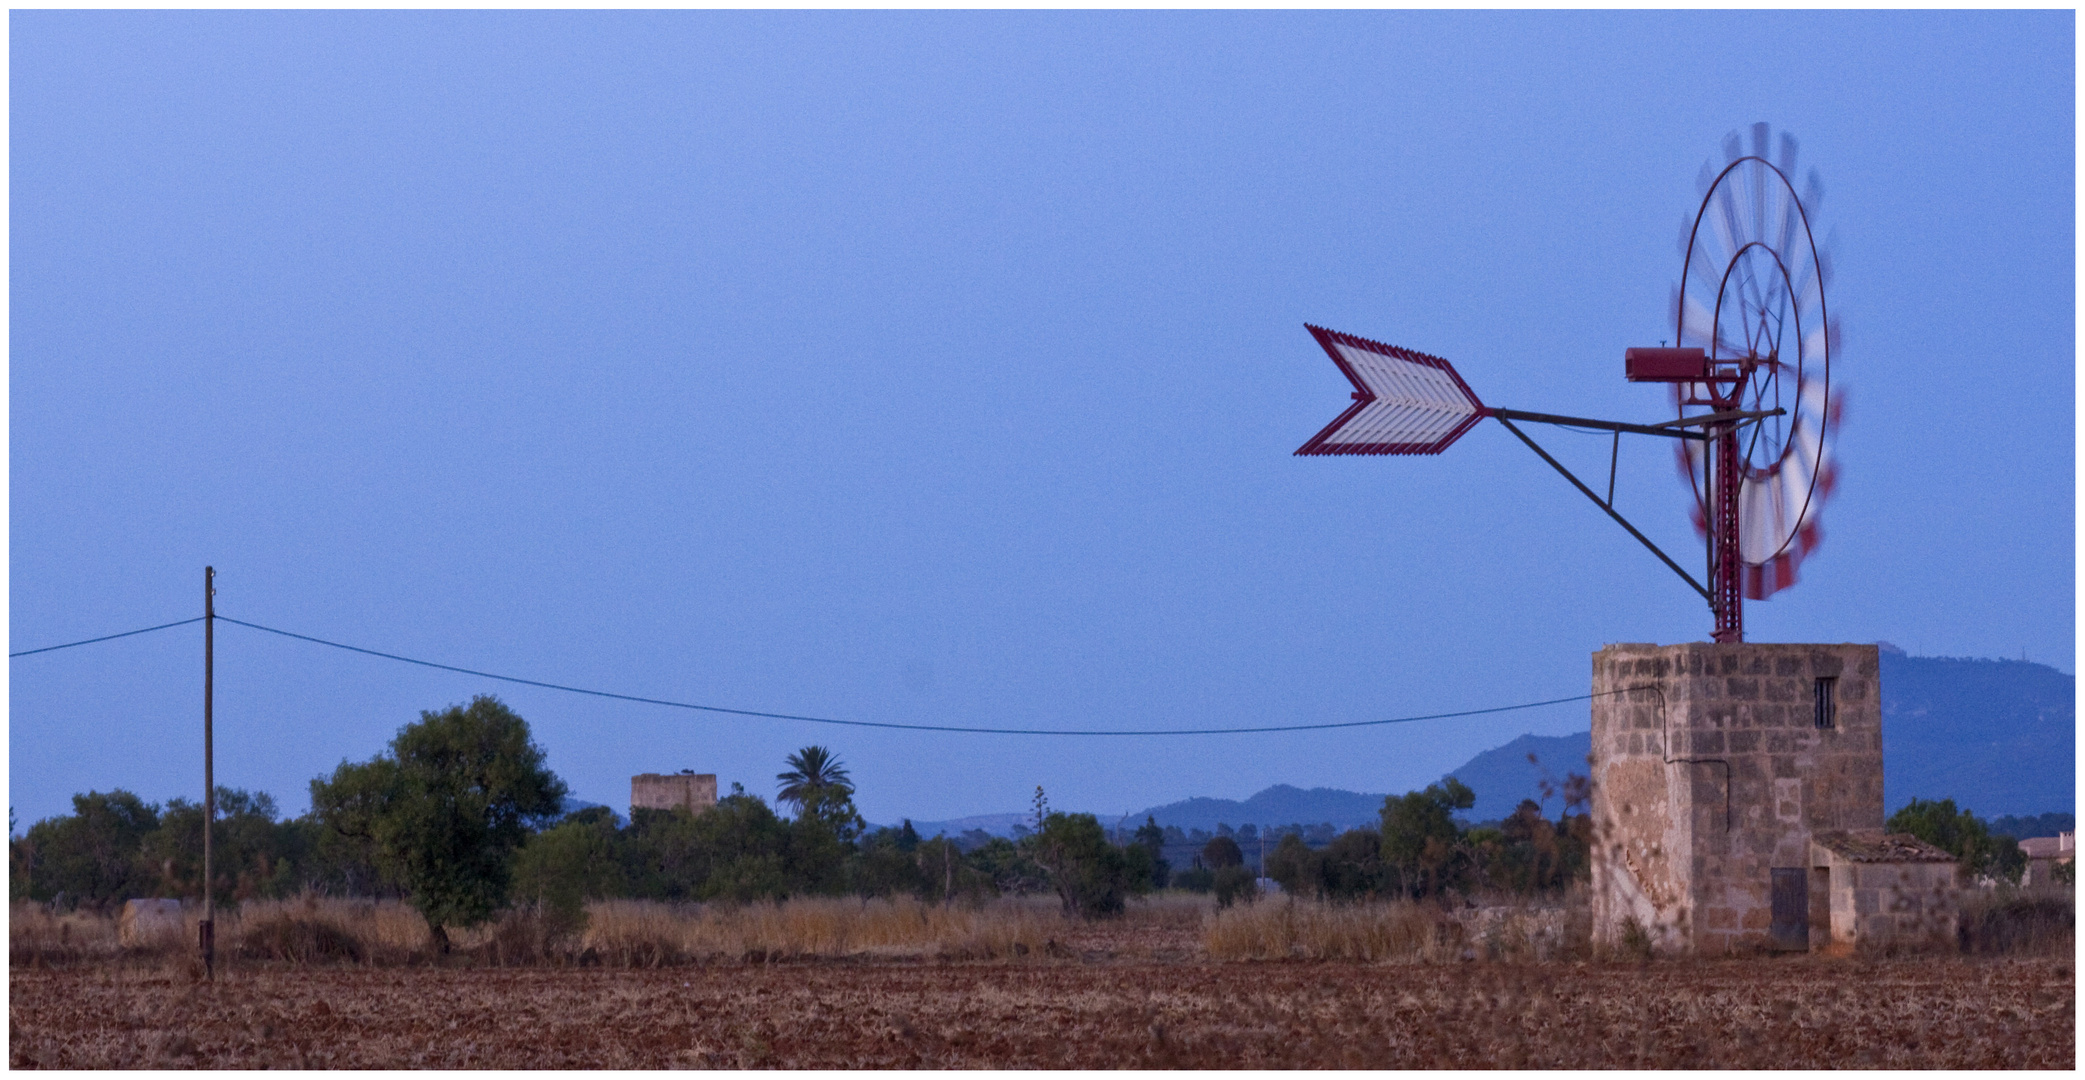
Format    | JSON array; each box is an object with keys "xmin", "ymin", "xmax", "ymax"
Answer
[{"xmin": 1813, "ymin": 676, "xmax": 1837, "ymax": 730}]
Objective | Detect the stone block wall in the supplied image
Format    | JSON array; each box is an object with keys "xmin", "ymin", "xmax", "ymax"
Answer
[
  {"xmin": 1810, "ymin": 844, "xmax": 1960, "ymax": 953},
  {"xmin": 1590, "ymin": 642, "xmax": 1884, "ymax": 955},
  {"xmin": 631, "ymin": 772, "xmax": 719, "ymax": 815}
]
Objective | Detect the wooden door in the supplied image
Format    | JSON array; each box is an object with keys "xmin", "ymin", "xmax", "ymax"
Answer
[{"xmin": 1770, "ymin": 868, "xmax": 1809, "ymax": 950}]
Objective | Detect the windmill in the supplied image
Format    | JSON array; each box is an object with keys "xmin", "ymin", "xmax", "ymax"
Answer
[{"xmin": 1297, "ymin": 124, "xmax": 1838, "ymax": 643}]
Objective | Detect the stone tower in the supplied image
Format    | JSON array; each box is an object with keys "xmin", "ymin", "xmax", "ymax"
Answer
[
  {"xmin": 1589, "ymin": 642, "xmax": 1883, "ymax": 955},
  {"xmin": 631, "ymin": 772, "xmax": 718, "ymax": 815}
]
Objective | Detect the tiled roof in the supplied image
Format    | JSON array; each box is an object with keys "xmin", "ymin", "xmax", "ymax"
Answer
[
  {"xmin": 2019, "ymin": 836, "xmax": 2072, "ymax": 859},
  {"xmin": 1811, "ymin": 830, "xmax": 1957, "ymax": 864}
]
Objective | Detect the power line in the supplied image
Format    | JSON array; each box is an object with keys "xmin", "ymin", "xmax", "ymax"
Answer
[
  {"xmin": 8, "ymin": 616, "xmax": 207, "ymax": 657},
  {"xmin": 216, "ymin": 615, "xmax": 1598, "ymax": 736},
  {"xmin": 11, "ymin": 610, "xmax": 1605, "ymax": 735}
]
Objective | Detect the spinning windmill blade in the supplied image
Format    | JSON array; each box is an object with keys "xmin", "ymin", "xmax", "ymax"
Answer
[{"xmin": 1670, "ymin": 122, "xmax": 1844, "ymax": 618}]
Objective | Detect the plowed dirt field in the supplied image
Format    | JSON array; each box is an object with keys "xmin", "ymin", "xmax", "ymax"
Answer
[{"xmin": 11, "ymin": 956, "xmax": 2072, "ymax": 1068}]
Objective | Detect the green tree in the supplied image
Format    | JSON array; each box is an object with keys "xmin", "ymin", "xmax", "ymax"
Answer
[
  {"xmin": 966, "ymin": 835, "xmax": 1049, "ymax": 896},
  {"xmin": 511, "ymin": 808, "xmax": 628, "ymax": 935},
  {"xmin": 19, "ymin": 790, "xmax": 162, "ymax": 909},
  {"xmin": 775, "ymin": 747, "xmax": 864, "ymax": 865},
  {"xmin": 9, "ymin": 808, "xmax": 28, "ymax": 902},
  {"xmin": 309, "ymin": 696, "xmax": 568, "ymax": 949},
  {"xmin": 1029, "ymin": 811, "xmax": 1150, "ymax": 918},
  {"xmin": 1381, "ymin": 777, "xmax": 1474, "ymax": 898},
  {"xmin": 143, "ymin": 787, "xmax": 307, "ymax": 904},
  {"xmin": 853, "ymin": 822, "xmax": 930, "ymax": 898},
  {"xmin": 1888, "ymin": 797, "xmax": 2026, "ymax": 883},
  {"xmin": 1320, "ymin": 828, "xmax": 1385, "ymax": 900},
  {"xmin": 776, "ymin": 746, "xmax": 853, "ymax": 816},
  {"xmin": 1133, "ymin": 816, "xmax": 1170, "ymax": 888},
  {"xmin": 1212, "ymin": 865, "xmax": 1258, "ymax": 908},
  {"xmin": 623, "ymin": 790, "xmax": 795, "ymax": 902},
  {"xmin": 912, "ymin": 835, "xmax": 997, "ymax": 904},
  {"xmin": 1201, "ymin": 834, "xmax": 1244, "ymax": 870},
  {"xmin": 1265, "ymin": 831, "xmax": 1322, "ymax": 898}
]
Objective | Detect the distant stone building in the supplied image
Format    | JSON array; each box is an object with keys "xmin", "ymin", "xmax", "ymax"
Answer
[
  {"xmin": 631, "ymin": 772, "xmax": 718, "ymax": 815},
  {"xmin": 2019, "ymin": 831, "xmax": 2074, "ymax": 887},
  {"xmin": 1590, "ymin": 642, "xmax": 1958, "ymax": 955}
]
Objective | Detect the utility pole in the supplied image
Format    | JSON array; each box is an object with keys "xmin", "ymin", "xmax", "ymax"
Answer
[{"xmin": 201, "ymin": 566, "xmax": 215, "ymax": 980}]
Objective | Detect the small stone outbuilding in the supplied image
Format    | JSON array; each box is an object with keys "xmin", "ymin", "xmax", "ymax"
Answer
[
  {"xmin": 631, "ymin": 771, "xmax": 718, "ymax": 815},
  {"xmin": 1808, "ymin": 830, "xmax": 1960, "ymax": 954}
]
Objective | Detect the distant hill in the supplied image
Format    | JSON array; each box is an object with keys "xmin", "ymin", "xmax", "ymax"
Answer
[
  {"xmin": 888, "ymin": 813, "xmax": 1031, "ymax": 841},
  {"xmin": 1119, "ymin": 741, "xmax": 1595, "ymax": 833},
  {"xmin": 1135, "ymin": 785, "xmax": 1388, "ymax": 832},
  {"xmin": 560, "ymin": 795, "xmax": 610, "ymax": 819},
  {"xmin": 1446, "ymin": 732, "xmax": 1594, "ymax": 823},
  {"xmin": 1989, "ymin": 812, "xmax": 2074, "ymax": 840},
  {"xmin": 894, "ymin": 650, "xmax": 2074, "ymax": 836},
  {"xmin": 1879, "ymin": 651, "xmax": 2073, "ymax": 817}
]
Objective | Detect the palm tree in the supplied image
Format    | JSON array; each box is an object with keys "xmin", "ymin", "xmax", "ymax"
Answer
[{"xmin": 776, "ymin": 746, "xmax": 853, "ymax": 815}]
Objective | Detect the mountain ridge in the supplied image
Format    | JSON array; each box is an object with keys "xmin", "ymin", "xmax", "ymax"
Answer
[{"xmin": 894, "ymin": 651, "xmax": 2073, "ymax": 836}]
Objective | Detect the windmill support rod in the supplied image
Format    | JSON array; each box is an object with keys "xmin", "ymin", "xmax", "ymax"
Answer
[
  {"xmin": 1494, "ymin": 416, "xmax": 1712, "ymax": 602},
  {"xmin": 1643, "ymin": 407, "xmax": 1786, "ymax": 430},
  {"xmin": 1607, "ymin": 431, "xmax": 1620, "ymax": 505},
  {"xmin": 1484, "ymin": 406, "xmax": 1784, "ymax": 440},
  {"xmin": 1486, "ymin": 407, "xmax": 1710, "ymax": 441}
]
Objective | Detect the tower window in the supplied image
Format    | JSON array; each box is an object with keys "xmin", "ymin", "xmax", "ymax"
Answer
[{"xmin": 1814, "ymin": 677, "xmax": 1838, "ymax": 730}]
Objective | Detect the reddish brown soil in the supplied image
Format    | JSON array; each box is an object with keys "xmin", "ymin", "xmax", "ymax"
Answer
[{"xmin": 10, "ymin": 956, "xmax": 2071, "ymax": 1069}]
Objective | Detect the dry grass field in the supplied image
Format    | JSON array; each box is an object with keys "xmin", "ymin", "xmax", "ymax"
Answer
[{"xmin": 10, "ymin": 895, "xmax": 2073, "ymax": 1069}]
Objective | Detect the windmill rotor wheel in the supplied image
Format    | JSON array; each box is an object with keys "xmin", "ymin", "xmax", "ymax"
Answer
[{"xmin": 1673, "ymin": 123, "xmax": 1838, "ymax": 583}]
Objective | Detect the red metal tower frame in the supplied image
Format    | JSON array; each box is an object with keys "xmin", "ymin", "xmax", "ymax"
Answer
[{"xmin": 1710, "ymin": 408, "xmax": 1745, "ymax": 642}]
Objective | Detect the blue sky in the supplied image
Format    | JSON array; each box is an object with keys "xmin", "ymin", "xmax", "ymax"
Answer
[{"xmin": 10, "ymin": 11, "xmax": 2073, "ymax": 828}]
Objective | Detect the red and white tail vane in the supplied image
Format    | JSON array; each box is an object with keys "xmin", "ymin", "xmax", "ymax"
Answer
[{"xmin": 1294, "ymin": 324, "xmax": 1486, "ymax": 456}]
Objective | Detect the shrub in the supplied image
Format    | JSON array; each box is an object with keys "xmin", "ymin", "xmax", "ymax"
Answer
[
  {"xmin": 965, "ymin": 836, "xmax": 1048, "ymax": 896},
  {"xmin": 1212, "ymin": 865, "xmax": 1258, "ymax": 909},
  {"xmin": 1618, "ymin": 915, "xmax": 1654, "ymax": 961},
  {"xmin": 1133, "ymin": 817, "xmax": 1170, "ymax": 889},
  {"xmin": 1958, "ymin": 890, "xmax": 2073, "ymax": 955},
  {"xmin": 1205, "ymin": 897, "xmax": 1461, "ymax": 961},
  {"xmin": 851, "ymin": 822, "xmax": 925, "ymax": 898},
  {"xmin": 226, "ymin": 896, "xmax": 431, "ymax": 965},
  {"xmin": 1381, "ymin": 778, "xmax": 1475, "ymax": 899},
  {"xmin": 233, "ymin": 905, "xmax": 366, "ymax": 965},
  {"xmin": 1265, "ymin": 833, "xmax": 1321, "ymax": 898},
  {"xmin": 18, "ymin": 791, "xmax": 162, "ymax": 910},
  {"xmin": 1201, "ymin": 835, "xmax": 1244, "ymax": 870},
  {"xmin": 1320, "ymin": 829, "xmax": 1385, "ymax": 900},
  {"xmin": 1888, "ymin": 798, "xmax": 2026, "ymax": 883},
  {"xmin": 579, "ymin": 896, "xmax": 1056, "ymax": 964},
  {"xmin": 511, "ymin": 813, "xmax": 627, "ymax": 938},
  {"xmin": 911, "ymin": 836, "xmax": 998, "ymax": 903},
  {"xmin": 9, "ymin": 900, "xmax": 123, "ymax": 967}
]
